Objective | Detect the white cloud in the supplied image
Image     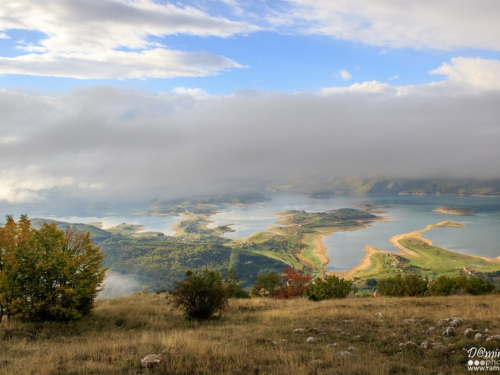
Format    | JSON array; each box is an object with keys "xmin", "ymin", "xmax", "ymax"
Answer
[
  {"xmin": 174, "ymin": 87, "xmax": 208, "ymax": 97},
  {"xmin": 0, "ymin": 33, "xmax": 9, "ymax": 39},
  {"xmin": 322, "ymin": 57, "xmax": 500, "ymax": 96},
  {"xmin": 0, "ymin": 0, "xmax": 259, "ymax": 79},
  {"xmin": 280, "ymin": 0, "xmax": 500, "ymax": 50},
  {"xmin": 430, "ymin": 57, "xmax": 500, "ymax": 91},
  {"xmin": 322, "ymin": 80, "xmax": 390, "ymax": 95},
  {"xmin": 338, "ymin": 70, "xmax": 352, "ymax": 80},
  {"xmin": 0, "ymin": 49, "xmax": 243, "ymax": 79},
  {"xmin": 388, "ymin": 74, "xmax": 399, "ymax": 80}
]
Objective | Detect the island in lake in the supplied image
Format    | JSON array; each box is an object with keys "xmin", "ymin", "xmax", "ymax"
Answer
[{"xmin": 433, "ymin": 206, "xmax": 474, "ymax": 215}]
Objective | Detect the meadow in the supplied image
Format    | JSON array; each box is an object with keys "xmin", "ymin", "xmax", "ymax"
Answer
[{"xmin": 1, "ymin": 293, "xmax": 499, "ymax": 374}]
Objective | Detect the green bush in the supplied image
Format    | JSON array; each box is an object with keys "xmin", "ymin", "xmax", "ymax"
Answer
[
  {"xmin": 250, "ymin": 272, "xmax": 281, "ymax": 297},
  {"xmin": 306, "ymin": 275, "xmax": 353, "ymax": 301},
  {"xmin": 224, "ymin": 269, "xmax": 249, "ymax": 298},
  {"xmin": 170, "ymin": 270, "xmax": 228, "ymax": 320},
  {"xmin": 377, "ymin": 274, "xmax": 408, "ymax": 297},
  {"xmin": 426, "ymin": 275, "xmax": 495, "ymax": 296},
  {"xmin": 426, "ymin": 276, "xmax": 459, "ymax": 296}
]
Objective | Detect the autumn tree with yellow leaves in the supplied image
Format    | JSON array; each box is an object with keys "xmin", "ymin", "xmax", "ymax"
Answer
[{"xmin": 0, "ymin": 215, "xmax": 106, "ymax": 322}]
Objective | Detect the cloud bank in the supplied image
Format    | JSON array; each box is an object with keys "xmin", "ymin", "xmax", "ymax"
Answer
[{"xmin": 1, "ymin": 57, "xmax": 500, "ymax": 203}]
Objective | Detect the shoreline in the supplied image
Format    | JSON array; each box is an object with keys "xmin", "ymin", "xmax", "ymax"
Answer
[
  {"xmin": 432, "ymin": 207, "xmax": 474, "ymax": 215},
  {"xmin": 345, "ymin": 221, "xmax": 500, "ymax": 278},
  {"xmin": 269, "ymin": 211, "xmax": 388, "ymax": 277}
]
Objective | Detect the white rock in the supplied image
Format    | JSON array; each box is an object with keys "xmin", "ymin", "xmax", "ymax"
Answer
[
  {"xmin": 399, "ymin": 341, "xmax": 418, "ymax": 350},
  {"xmin": 421, "ymin": 341, "xmax": 429, "ymax": 350},
  {"xmin": 306, "ymin": 337, "xmax": 318, "ymax": 343},
  {"xmin": 141, "ymin": 354, "xmax": 163, "ymax": 369},
  {"xmin": 336, "ymin": 351, "xmax": 352, "ymax": 357},
  {"xmin": 327, "ymin": 343, "xmax": 337, "ymax": 348},
  {"xmin": 475, "ymin": 333, "xmax": 484, "ymax": 341},
  {"xmin": 450, "ymin": 317, "xmax": 463, "ymax": 327},
  {"xmin": 292, "ymin": 328, "xmax": 305, "ymax": 333},
  {"xmin": 464, "ymin": 328, "xmax": 475, "ymax": 338},
  {"xmin": 375, "ymin": 312, "xmax": 383, "ymax": 318},
  {"xmin": 443, "ymin": 327, "xmax": 455, "ymax": 337}
]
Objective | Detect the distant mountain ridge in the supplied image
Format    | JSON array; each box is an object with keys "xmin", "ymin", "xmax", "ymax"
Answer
[{"xmin": 270, "ymin": 177, "xmax": 500, "ymax": 197}]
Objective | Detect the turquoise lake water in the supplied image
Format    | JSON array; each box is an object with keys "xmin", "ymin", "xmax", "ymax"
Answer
[
  {"xmin": 2, "ymin": 192, "xmax": 500, "ymax": 272},
  {"xmin": 206, "ymin": 193, "xmax": 500, "ymax": 271}
]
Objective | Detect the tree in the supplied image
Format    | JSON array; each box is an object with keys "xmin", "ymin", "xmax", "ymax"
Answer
[
  {"xmin": 307, "ymin": 275, "xmax": 354, "ymax": 301},
  {"xmin": 170, "ymin": 269, "xmax": 228, "ymax": 320},
  {"xmin": 0, "ymin": 215, "xmax": 107, "ymax": 322},
  {"xmin": 250, "ymin": 272, "xmax": 282, "ymax": 297}
]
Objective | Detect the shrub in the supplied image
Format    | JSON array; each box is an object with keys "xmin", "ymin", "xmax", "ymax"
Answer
[
  {"xmin": 273, "ymin": 267, "xmax": 311, "ymax": 299},
  {"xmin": 462, "ymin": 276, "xmax": 495, "ymax": 295},
  {"xmin": 307, "ymin": 275, "xmax": 353, "ymax": 301},
  {"xmin": 170, "ymin": 270, "xmax": 228, "ymax": 320},
  {"xmin": 224, "ymin": 269, "xmax": 249, "ymax": 298},
  {"xmin": 426, "ymin": 275, "xmax": 494, "ymax": 296},
  {"xmin": 377, "ymin": 274, "xmax": 427, "ymax": 297},
  {"xmin": 366, "ymin": 278, "xmax": 378, "ymax": 287},
  {"xmin": 404, "ymin": 274, "xmax": 428, "ymax": 296},
  {"xmin": 426, "ymin": 276, "xmax": 459, "ymax": 296},
  {"xmin": 250, "ymin": 272, "xmax": 282, "ymax": 297},
  {"xmin": 377, "ymin": 274, "xmax": 408, "ymax": 297}
]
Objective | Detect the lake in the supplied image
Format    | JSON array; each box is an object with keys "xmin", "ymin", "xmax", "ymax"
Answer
[{"xmin": 2, "ymin": 192, "xmax": 499, "ymax": 272}]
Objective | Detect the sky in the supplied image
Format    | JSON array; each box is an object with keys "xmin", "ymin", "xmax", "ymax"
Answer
[{"xmin": 1, "ymin": 0, "xmax": 500, "ymax": 204}]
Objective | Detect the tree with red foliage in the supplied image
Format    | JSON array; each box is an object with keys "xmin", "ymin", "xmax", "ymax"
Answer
[{"xmin": 273, "ymin": 267, "xmax": 312, "ymax": 299}]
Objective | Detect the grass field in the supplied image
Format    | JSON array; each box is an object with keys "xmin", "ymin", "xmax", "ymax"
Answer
[{"xmin": 1, "ymin": 293, "xmax": 500, "ymax": 374}]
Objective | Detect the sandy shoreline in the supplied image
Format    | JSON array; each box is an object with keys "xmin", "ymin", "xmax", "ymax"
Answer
[
  {"xmin": 344, "ymin": 221, "xmax": 500, "ymax": 278},
  {"xmin": 433, "ymin": 207, "xmax": 474, "ymax": 215}
]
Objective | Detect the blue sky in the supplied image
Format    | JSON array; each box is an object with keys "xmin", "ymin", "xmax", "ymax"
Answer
[
  {"xmin": 1, "ymin": 0, "xmax": 500, "ymax": 203},
  {"xmin": 1, "ymin": 0, "xmax": 500, "ymax": 94}
]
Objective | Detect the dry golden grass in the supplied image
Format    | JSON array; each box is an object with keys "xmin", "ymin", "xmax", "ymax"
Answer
[{"xmin": 1, "ymin": 293, "xmax": 500, "ymax": 374}]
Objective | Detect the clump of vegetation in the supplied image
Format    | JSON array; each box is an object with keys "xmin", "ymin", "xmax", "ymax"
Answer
[
  {"xmin": 250, "ymin": 272, "xmax": 282, "ymax": 297},
  {"xmin": 170, "ymin": 269, "xmax": 229, "ymax": 320},
  {"xmin": 250, "ymin": 267, "xmax": 312, "ymax": 299},
  {"xmin": 0, "ymin": 215, "xmax": 106, "ymax": 322},
  {"xmin": 273, "ymin": 267, "xmax": 312, "ymax": 299},
  {"xmin": 307, "ymin": 275, "xmax": 354, "ymax": 301},
  {"xmin": 224, "ymin": 269, "xmax": 249, "ymax": 298},
  {"xmin": 426, "ymin": 275, "xmax": 495, "ymax": 296},
  {"xmin": 377, "ymin": 274, "xmax": 495, "ymax": 297}
]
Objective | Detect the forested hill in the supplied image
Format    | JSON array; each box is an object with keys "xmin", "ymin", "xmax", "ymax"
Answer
[
  {"xmin": 30, "ymin": 218, "xmax": 286, "ymax": 291},
  {"xmin": 271, "ymin": 177, "xmax": 500, "ymax": 196}
]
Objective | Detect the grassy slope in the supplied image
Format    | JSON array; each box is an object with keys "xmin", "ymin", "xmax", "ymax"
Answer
[{"xmin": 1, "ymin": 293, "xmax": 500, "ymax": 374}]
